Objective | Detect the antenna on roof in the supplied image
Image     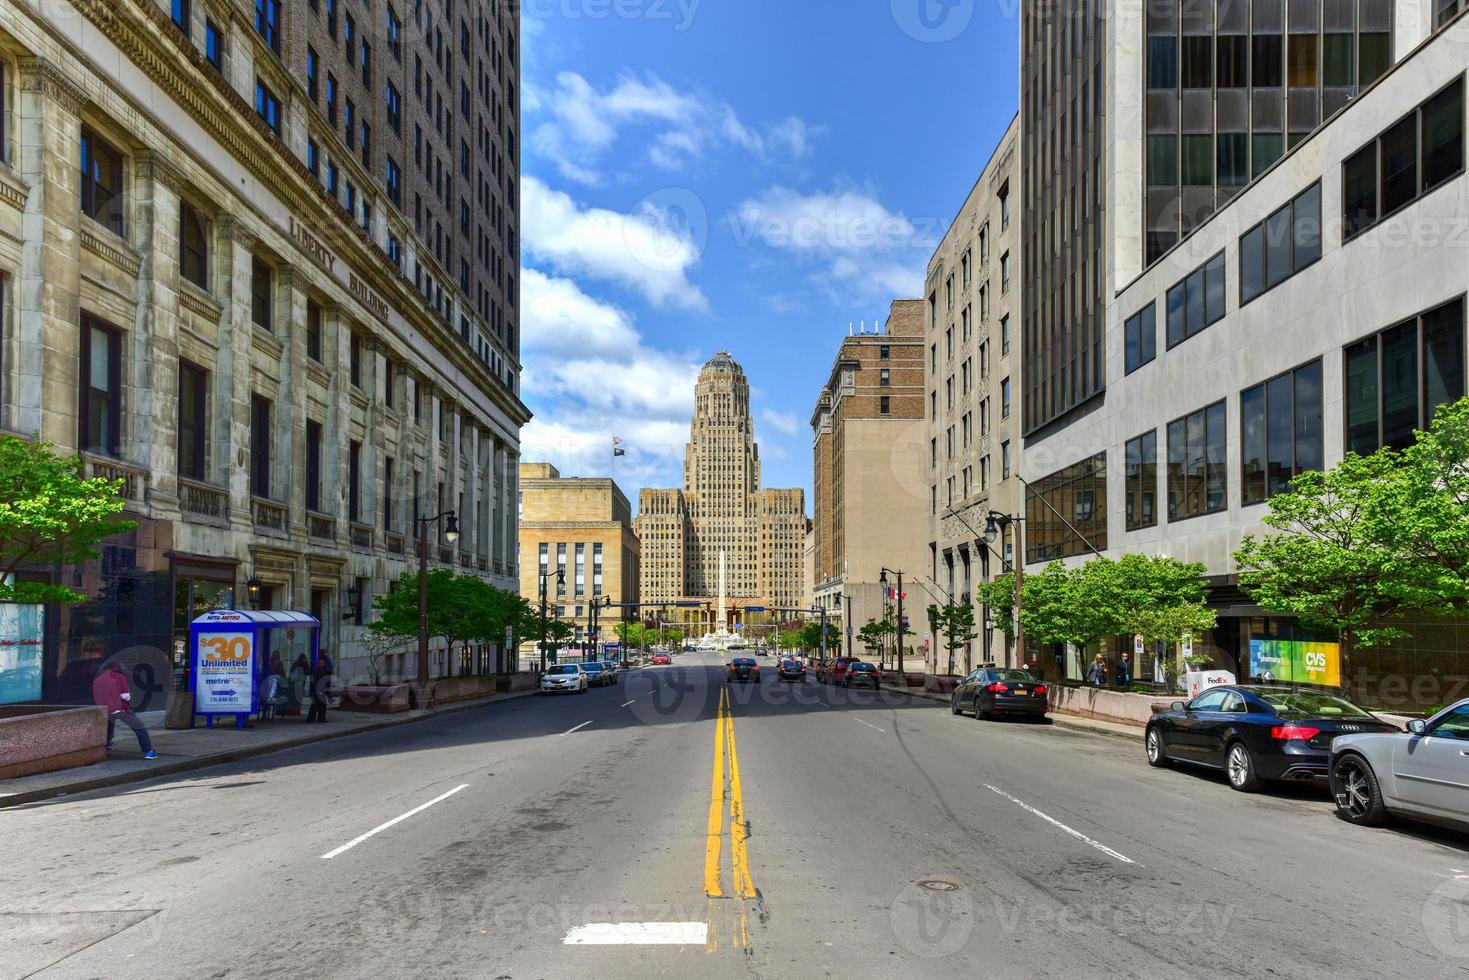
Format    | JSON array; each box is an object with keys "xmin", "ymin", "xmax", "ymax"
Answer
[{"xmin": 848, "ymin": 322, "xmax": 853, "ymax": 336}]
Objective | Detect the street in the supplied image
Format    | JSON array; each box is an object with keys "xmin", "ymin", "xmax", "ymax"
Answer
[{"xmin": 3, "ymin": 651, "xmax": 1466, "ymax": 979}]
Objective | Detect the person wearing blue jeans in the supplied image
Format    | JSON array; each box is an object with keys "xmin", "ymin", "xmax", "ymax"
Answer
[{"xmin": 93, "ymin": 662, "xmax": 157, "ymax": 759}]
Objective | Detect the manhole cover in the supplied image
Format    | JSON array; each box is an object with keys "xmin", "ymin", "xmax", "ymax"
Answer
[{"xmin": 916, "ymin": 878, "xmax": 961, "ymax": 892}]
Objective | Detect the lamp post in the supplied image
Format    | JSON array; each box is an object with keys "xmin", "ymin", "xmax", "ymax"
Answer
[
  {"xmin": 416, "ymin": 510, "xmax": 459, "ymax": 689},
  {"xmin": 879, "ymin": 567, "xmax": 906, "ymax": 678},
  {"xmin": 538, "ymin": 565, "xmax": 566, "ymax": 673},
  {"xmin": 245, "ymin": 573, "xmax": 264, "ymax": 611},
  {"xmin": 983, "ymin": 512, "xmax": 1024, "ymax": 668}
]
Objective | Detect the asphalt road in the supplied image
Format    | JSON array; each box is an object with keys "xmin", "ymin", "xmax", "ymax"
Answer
[{"xmin": 3, "ymin": 650, "xmax": 1467, "ymax": 979}]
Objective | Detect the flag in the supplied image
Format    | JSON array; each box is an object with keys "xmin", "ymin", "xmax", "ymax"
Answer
[{"xmin": 612, "ymin": 436, "xmax": 626, "ymax": 457}]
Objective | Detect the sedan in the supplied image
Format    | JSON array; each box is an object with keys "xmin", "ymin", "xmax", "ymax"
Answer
[
  {"xmin": 581, "ymin": 662, "xmax": 611, "ymax": 687},
  {"xmin": 777, "ymin": 659, "xmax": 806, "ymax": 682},
  {"xmin": 726, "ymin": 657, "xmax": 761, "ymax": 683},
  {"xmin": 816, "ymin": 657, "xmax": 857, "ymax": 684},
  {"xmin": 842, "ymin": 662, "xmax": 881, "ymax": 689},
  {"xmin": 651, "ymin": 653, "xmax": 672, "ymax": 666},
  {"xmin": 599, "ymin": 661, "xmax": 620, "ymax": 684},
  {"xmin": 540, "ymin": 664, "xmax": 588, "ymax": 695},
  {"xmin": 951, "ymin": 668, "xmax": 1047, "ymax": 720},
  {"xmin": 1329, "ymin": 699, "xmax": 1469, "ymax": 831},
  {"xmin": 1145, "ymin": 685, "xmax": 1398, "ymax": 792}
]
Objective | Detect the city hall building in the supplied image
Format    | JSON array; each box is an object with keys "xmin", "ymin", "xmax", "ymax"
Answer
[
  {"xmin": 1020, "ymin": 0, "xmax": 1467, "ymax": 705},
  {"xmin": 0, "ymin": 0, "xmax": 527, "ymax": 704}
]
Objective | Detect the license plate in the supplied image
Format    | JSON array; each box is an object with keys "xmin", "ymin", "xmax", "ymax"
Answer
[{"xmin": 1014, "ymin": 687, "xmax": 1027, "ymax": 694}]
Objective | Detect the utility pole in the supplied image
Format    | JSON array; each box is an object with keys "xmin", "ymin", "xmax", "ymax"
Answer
[
  {"xmin": 880, "ymin": 568, "xmax": 905, "ymax": 679},
  {"xmin": 538, "ymin": 566, "xmax": 565, "ymax": 673},
  {"xmin": 416, "ymin": 511, "xmax": 459, "ymax": 689}
]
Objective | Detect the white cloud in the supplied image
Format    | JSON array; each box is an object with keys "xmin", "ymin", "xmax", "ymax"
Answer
[
  {"xmin": 520, "ymin": 268, "xmax": 640, "ymax": 357},
  {"xmin": 522, "ymin": 176, "xmax": 708, "ymax": 311},
  {"xmin": 760, "ymin": 409, "xmax": 800, "ymax": 436},
  {"xmin": 528, "ymin": 71, "xmax": 816, "ymax": 184}
]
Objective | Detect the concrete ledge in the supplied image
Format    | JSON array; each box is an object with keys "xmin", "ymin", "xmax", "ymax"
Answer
[
  {"xmin": 1047, "ymin": 685, "xmax": 1174, "ymax": 726},
  {"xmin": 0, "ymin": 705, "xmax": 108, "ymax": 780}
]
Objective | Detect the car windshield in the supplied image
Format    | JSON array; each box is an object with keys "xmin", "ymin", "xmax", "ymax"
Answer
[
  {"xmin": 851, "ymin": 663, "xmax": 876, "ymax": 671},
  {"xmin": 547, "ymin": 665, "xmax": 578, "ymax": 676},
  {"xmin": 731, "ymin": 658, "xmax": 756, "ymax": 666},
  {"xmin": 991, "ymin": 670, "xmax": 1036, "ymax": 682},
  {"xmin": 583, "ymin": 663, "xmax": 604, "ymax": 671},
  {"xmin": 1254, "ymin": 690, "xmax": 1371, "ymax": 719}
]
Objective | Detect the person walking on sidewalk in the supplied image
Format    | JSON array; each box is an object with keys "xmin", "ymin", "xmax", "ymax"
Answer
[
  {"xmin": 1086, "ymin": 654, "xmax": 1108, "ymax": 687},
  {"xmin": 92, "ymin": 662, "xmax": 157, "ymax": 759},
  {"xmin": 1113, "ymin": 651, "xmax": 1134, "ymax": 688},
  {"xmin": 306, "ymin": 650, "xmax": 334, "ymax": 723}
]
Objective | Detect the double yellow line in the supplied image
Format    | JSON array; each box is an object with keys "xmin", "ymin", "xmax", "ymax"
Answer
[{"xmin": 705, "ymin": 686, "xmax": 756, "ymax": 899}]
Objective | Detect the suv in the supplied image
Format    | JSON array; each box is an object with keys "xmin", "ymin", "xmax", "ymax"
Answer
[{"xmin": 817, "ymin": 657, "xmax": 857, "ymax": 685}]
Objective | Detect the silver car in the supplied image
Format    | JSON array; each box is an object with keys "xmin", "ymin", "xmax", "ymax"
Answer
[{"xmin": 1329, "ymin": 699, "xmax": 1469, "ymax": 832}]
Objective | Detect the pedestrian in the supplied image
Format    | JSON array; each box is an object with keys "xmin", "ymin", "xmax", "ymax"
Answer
[
  {"xmin": 1086, "ymin": 654, "xmax": 1108, "ymax": 687},
  {"xmin": 289, "ymin": 654, "xmax": 310, "ymax": 714},
  {"xmin": 1114, "ymin": 651, "xmax": 1134, "ymax": 688},
  {"xmin": 306, "ymin": 650, "xmax": 334, "ymax": 723},
  {"xmin": 92, "ymin": 662, "xmax": 157, "ymax": 759},
  {"xmin": 262, "ymin": 655, "xmax": 288, "ymax": 720}
]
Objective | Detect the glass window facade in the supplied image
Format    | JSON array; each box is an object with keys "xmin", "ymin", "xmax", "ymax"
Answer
[
  {"xmin": 1025, "ymin": 453, "xmax": 1108, "ymax": 563},
  {"xmin": 1125, "ymin": 301, "xmax": 1157, "ymax": 374},
  {"xmin": 1241, "ymin": 358, "xmax": 1324, "ymax": 504},
  {"xmin": 1167, "ymin": 401, "xmax": 1227, "ymax": 521},
  {"xmin": 1240, "ymin": 182, "xmax": 1321, "ymax": 303},
  {"xmin": 1166, "ymin": 251, "xmax": 1226, "ymax": 347},
  {"xmin": 1125, "ymin": 430, "xmax": 1158, "ymax": 531},
  {"xmin": 1342, "ymin": 78, "xmax": 1464, "ymax": 241},
  {"xmin": 1345, "ymin": 297, "xmax": 1466, "ymax": 452}
]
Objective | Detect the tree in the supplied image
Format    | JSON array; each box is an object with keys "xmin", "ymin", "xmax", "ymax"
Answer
[
  {"xmin": 1376, "ymin": 395, "xmax": 1469, "ymax": 602},
  {"xmin": 798, "ymin": 620, "xmax": 833, "ymax": 654},
  {"xmin": 614, "ymin": 621, "xmax": 645, "ymax": 649},
  {"xmin": 778, "ymin": 628, "xmax": 804, "ymax": 652},
  {"xmin": 856, "ymin": 618, "xmax": 892, "ymax": 659},
  {"xmin": 0, "ymin": 436, "xmax": 136, "ymax": 603},
  {"xmin": 666, "ymin": 627, "xmax": 686, "ymax": 648},
  {"xmin": 1019, "ymin": 561, "xmax": 1108, "ymax": 655},
  {"xmin": 371, "ymin": 570, "xmax": 498, "ymax": 677},
  {"xmin": 976, "ymin": 573, "xmax": 1016, "ymax": 641},
  {"xmin": 933, "ymin": 602, "xmax": 979, "ymax": 675},
  {"xmin": 1127, "ymin": 602, "xmax": 1218, "ymax": 691},
  {"xmin": 1234, "ymin": 451, "xmax": 1451, "ymax": 681}
]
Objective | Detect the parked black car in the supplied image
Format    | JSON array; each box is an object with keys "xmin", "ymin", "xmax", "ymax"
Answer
[
  {"xmin": 777, "ymin": 658, "xmax": 806, "ymax": 682},
  {"xmin": 842, "ymin": 662, "xmax": 881, "ymax": 689},
  {"xmin": 950, "ymin": 668, "xmax": 1048, "ymax": 721},
  {"xmin": 1145, "ymin": 685, "xmax": 1398, "ymax": 792}
]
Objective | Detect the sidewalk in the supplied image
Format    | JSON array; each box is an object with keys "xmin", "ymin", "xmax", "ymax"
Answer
[
  {"xmin": 888, "ymin": 684, "xmax": 1145, "ymax": 742},
  {"xmin": 0, "ymin": 688, "xmax": 540, "ymax": 809}
]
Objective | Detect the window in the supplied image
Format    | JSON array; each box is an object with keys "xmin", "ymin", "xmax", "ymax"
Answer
[
  {"xmin": 1242, "ymin": 359, "xmax": 1324, "ymax": 504},
  {"xmin": 387, "ymin": 82, "xmax": 402, "ymax": 133},
  {"xmin": 251, "ymin": 257, "xmax": 272, "ymax": 330},
  {"xmin": 1000, "ymin": 377, "xmax": 1011, "ymax": 418},
  {"xmin": 879, "ymin": 344, "xmax": 890, "ymax": 360},
  {"xmin": 179, "ymin": 201, "xmax": 209, "ymax": 289},
  {"xmin": 80, "ymin": 317, "xmax": 121, "ymax": 457},
  {"xmin": 205, "ymin": 19, "xmax": 223, "ymax": 70},
  {"xmin": 1147, "ymin": 36, "xmax": 1177, "ymax": 89},
  {"xmin": 999, "ymin": 183, "xmax": 1010, "ymax": 230},
  {"xmin": 1253, "ymin": 32, "xmax": 1283, "ymax": 87},
  {"xmin": 1343, "ymin": 79, "xmax": 1464, "ymax": 241},
  {"xmin": 344, "ymin": 13, "xmax": 356, "ymax": 64},
  {"xmin": 1000, "ymin": 314, "xmax": 1010, "ymax": 355},
  {"xmin": 250, "ymin": 394, "xmax": 272, "ymax": 498},
  {"xmin": 306, "ymin": 420, "xmax": 322, "ymax": 512},
  {"xmin": 307, "ymin": 47, "xmax": 319, "ymax": 102},
  {"xmin": 306, "ymin": 299, "xmax": 323, "ymax": 362},
  {"xmin": 345, "ymin": 99, "xmax": 356, "ymax": 148},
  {"xmin": 879, "ymin": 368, "xmax": 890, "ymax": 387},
  {"xmin": 350, "ymin": 331, "xmax": 362, "ymax": 387},
  {"xmin": 1000, "ymin": 252, "xmax": 1011, "ymax": 292},
  {"xmin": 1181, "ymin": 36, "xmax": 1211, "ymax": 89},
  {"xmin": 178, "ymin": 361, "xmax": 207, "ymax": 481},
  {"xmin": 327, "ymin": 74, "xmax": 338, "ymax": 125},
  {"xmin": 1345, "ymin": 297, "xmax": 1466, "ymax": 453},
  {"xmin": 388, "ymin": 5, "xmax": 402, "ymax": 59},
  {"xmin": 1125, "ymin": 431, "xmax": 1157, "ymax": 530},
  {"xmin": 1025, "ymin": 454, "xmax": 1107, "ymax": 562},
  {"xmin": 1001, "ymin": 440, "xmax": 1011, "ymax": 480},
  {"xmin": 254, "ymin": 0, "xmax": 280, "ymax": 53},
  {"xmin": 386, "ymin": 156, "xmax": 402, "ymax": 208},
  {"xmin": 307, "ymin": 138, "xmax": 319, "ymax": 178},
  {"xmin": 1125, "ymin": 301, "xmax": 1157, "ymax": 374},
  {"xmin": 1165, "ymin": 252, "xmax": 1225, "ymax": 347},
  {"xmin": 1239, "ymin": 183, "xmax": 1320, "ymax": 303},
  {"xmin": 1167, "ymin": 401, "xmax": 1226, "ymax": 521},
  {"xmin": 172, "ymin": 0, "xmax": 191, "ymax": 33},
  {"xmin": 1217, "ymin": 35, "xmax": 1247, "ymax": 88},
  {"xmin": 80, "ymin": 127, "xmax": 125, "ymax": 237},
  {"xmin": 348, "ymin": 440, "xmax": 362, "ymax": 523}
]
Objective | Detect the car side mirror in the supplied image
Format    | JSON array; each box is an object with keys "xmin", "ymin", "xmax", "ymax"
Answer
[
  {"xmin": 1171, "ymin": 701, "xmax": 1186, "ymax": 712},
  {"xmin": 1408, "ymin": 719, "xmax": 1427, "ymax": 735}
]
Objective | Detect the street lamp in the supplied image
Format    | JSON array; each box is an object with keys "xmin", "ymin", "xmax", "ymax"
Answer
[
  {"xmin": 538, "ymin": 565, "xmax": 566, "ymax": 674},
  {"xmin": 983, "ymin": 511, "xmax": 1025, "ymax": 668},
  {"xmin": 245, "ymin": 573, "xmax": 263, "ymax": 611},
  {"xmin": 415, "ymin": 510, "xmax": 459, "ymax": 691},
  {"xmin": 879, "ymin": 567, "xmax": 906, "ymax": 678}
]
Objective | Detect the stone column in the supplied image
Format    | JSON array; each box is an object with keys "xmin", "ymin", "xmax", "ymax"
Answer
[
  {"xmin": 217, "ymin": 215, "xmax": 258, "ymax": 529},
  {"xmin": 324, "ymin": 303, "xmax": 350, "ymax": 546},
  {"xmin": 13, "ymin": 58, "xmax": 85, "ymax": 446},
  {"xmin": 278, "ymin": 265, "xmax": 308, "ymax": 534}
]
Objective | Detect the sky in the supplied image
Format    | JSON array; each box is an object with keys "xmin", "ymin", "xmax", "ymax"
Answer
[{"xmin": 517, "ymin": 0, "xmax": 1020, "ymax": 507}]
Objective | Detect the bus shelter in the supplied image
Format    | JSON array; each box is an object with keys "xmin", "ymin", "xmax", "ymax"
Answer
[{"xmin": 190, "ymin": 610, "xmax": 321, "ymax": 728}]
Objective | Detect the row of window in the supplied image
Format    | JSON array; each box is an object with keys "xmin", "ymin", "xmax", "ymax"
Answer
[
  {"xmin": 1146, "ymin": 31, "xmax": 1389, "ymax": 94},
  {"xmin": 1343, "ymin": 78, "xmax": 1465, "ymax": 240}
]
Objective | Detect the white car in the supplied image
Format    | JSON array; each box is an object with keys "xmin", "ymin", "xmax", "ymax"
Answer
[
  {"xmin": 1329, "ymin": 699, "xmax": 1469, "ymax": 832},
  {"xmin": 540, "ymin": 663, "xmax": 588, "ymax": 695}
]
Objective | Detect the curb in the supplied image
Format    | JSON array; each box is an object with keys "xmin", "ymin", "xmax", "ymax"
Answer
[
  {"xmin": 882, "ymin": 684, "xmax": 1144, "ymax": 743},
  {"xmin": 0, "ymin": 688, "xmax": 541, "ymax": 809}
]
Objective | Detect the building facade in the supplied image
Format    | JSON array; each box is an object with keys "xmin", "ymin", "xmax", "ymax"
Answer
[
  {"xmin": 1020, "ymin": 0, "xmax": 1467, "ymax": 703},
  {"xmin": 638, "ymin": 352, "xmax": 807, "ymax": 634},
  {"xmin": 516, "ymin": 462, "xmax": 639, "ymax": 661},
  {"xmin": 924, "ymin": 116, "xmax": 1024, "ymax": 673},
  {"xmin": 0, "ymin": 0, "xmax": 526, "ymax": 705},
  {"xmin": 810, "ymin": 301, "xmax": 929, "ymax": 663}
]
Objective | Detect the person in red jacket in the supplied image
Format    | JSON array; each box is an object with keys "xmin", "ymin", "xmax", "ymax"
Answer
[{"xmin": 92, "ymin": 662, "xmax": 157, "ymax": 759}]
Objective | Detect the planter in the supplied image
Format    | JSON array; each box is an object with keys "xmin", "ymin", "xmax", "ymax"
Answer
[
  {"xmin": 337, "ymin": 683, "xmax": 413, "ymax": 713},
  {"xmin": 924, "ymin": 674, "xmax": 961, "ymax": 694},
  {"xmin": 1047, "ymin": 685, "xmax": 1175, "ymax": 727},
  {"xmin": 0, "ymin": 705, "xmax": 108, "ymax": 779}
]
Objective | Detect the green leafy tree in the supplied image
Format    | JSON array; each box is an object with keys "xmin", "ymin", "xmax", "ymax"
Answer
[
  {"xmin": 1127, "ymin": 602, "xmax": 1218, "ymax": 691},
  {"xmin": 1234, "ymin": 451, "xmax": 1451, "ymax": 680},
  {"xmin": 1019, "ymin": 561, "xmax": 1107, "ymax": 655},
  {"xmin": 614, "ymin": 621, "xmax": 645, "ymax": 648},
  {"xmin": 0, "ymin": 436, "xmax": 136, "ymax": 603},
  {"xmin": 799, "ymin": 621, "xmax": 834, "ymax": 655},
  {"xmin": 1375, "ymin": 396, "xmax": 1469, "ymax": 601},
  {"xmin": 666, "ymin": 627, "xmax": 686, "ymax": 648},
  {"xmin": 976, "ymin": 573, "xmax": 1017, "ymax": 641},
  {"xmin": 857, "ymin": 618, "xmax": 893, "ymax": 659},
  {"xmin": 778, "ymin": 628, "xmax": 804, "ymax": 651},
  {"xmin": 933, "ymin": 602, "xmax": 979, "ymax": 674},
  {"xmin": 371, "ymin": 571, "xmax": 508, "ymax": 676}
]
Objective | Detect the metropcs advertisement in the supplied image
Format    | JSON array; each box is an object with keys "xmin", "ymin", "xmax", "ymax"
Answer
[
  {"xmin": 1248, "ymin": 639, "xmax": 1342, "ymax": 687},
  {"xmin": 195, "ymin": 631, "xmax": 256, "ymax": 713}
]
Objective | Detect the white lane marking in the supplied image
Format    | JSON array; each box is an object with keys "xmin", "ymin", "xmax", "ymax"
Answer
[
  {"xmin": 852, "ymin": 717, "xmax": 886, "ymax": 734},
  {"xmin": 320, "ymin": 784, "xmax": 469, "ymax": 859},
  {"xmin": 562, "ymin": 922, "xmax": 709, "ymax": 945},
  {"xmin": 561, "ymin": 720, "xmax": 593, "ymax": 736},
  {"xmin": 984, "ymin": 784, "xmax": 1137, "ymax": 865},
  {"xmin": 620, "ymin": 699, "xmax": 636, "ymax": 707}
]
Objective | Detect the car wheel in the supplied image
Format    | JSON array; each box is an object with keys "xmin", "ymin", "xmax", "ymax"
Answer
[
  {"xmin": 1145, "ymin": 726, "xmax": 1170, "ymax": 768},
  {"xmin": 975, "ymin": 701, "xmax": 990, "ymax": 721},
  {"xmin": 950, "ymin": 694, "xmax": 961, "ymax": 715},
  {"xmin": 1226, "ymin": 741, "xmax": 1262, "ymax": 792},
  {"xmin": 1332, "ymin": 754, "xmax": 1389, "ymax": 826}
]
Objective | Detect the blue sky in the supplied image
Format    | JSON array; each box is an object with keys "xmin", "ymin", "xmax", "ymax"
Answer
[{"xmin": 518, "ymin": 0, "xmax": 1019, "ymax": 505}]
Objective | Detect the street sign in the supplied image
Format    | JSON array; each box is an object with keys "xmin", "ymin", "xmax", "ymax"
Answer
[{"xmin": 745, "ymin": 606, "xmax": 765, "ymax": 613}]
